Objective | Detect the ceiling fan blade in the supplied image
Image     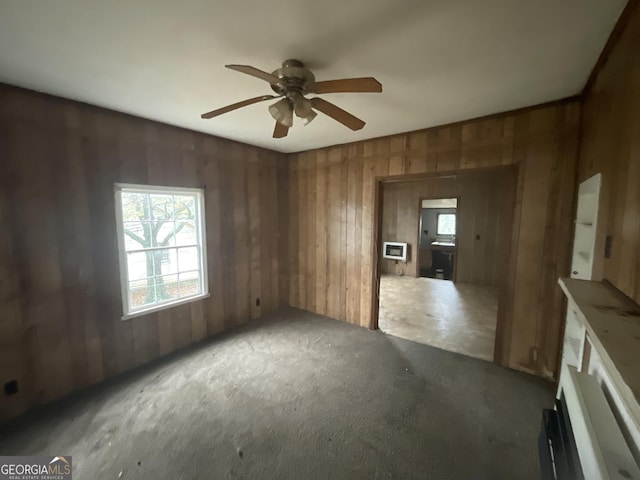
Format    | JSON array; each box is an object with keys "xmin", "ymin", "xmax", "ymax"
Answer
[
  {"xmin": 310, "ymin": 98, "xmax": 366, "ymax": 131},
  {"xmin": 226, "ymin": 64, "xmax": 282, "ymax": 86},
  {"xmin": 201, "ymin": 95, "xmax": 277, "ymax": 119},
  {"xmin": 311, "ymin": 77, "xmax": 382, "ymax": 94},
  {"xmin": 273, "ymin": 121, "xmax": 289, "ymax": 138}
]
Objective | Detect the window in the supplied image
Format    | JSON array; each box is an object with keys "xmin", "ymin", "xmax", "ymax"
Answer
[
  {"xmin": 437, "ymin": 213, "xmax": 456, "ymax": 235},
  {"xmin": 115, "ymin": 184, "xmax": 208, "ymax": 319}
]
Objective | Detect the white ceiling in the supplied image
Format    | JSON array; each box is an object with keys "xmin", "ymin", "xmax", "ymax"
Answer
[{"xmin": 0, "ymin": 0, "xmax": 626, "ymax": 153}]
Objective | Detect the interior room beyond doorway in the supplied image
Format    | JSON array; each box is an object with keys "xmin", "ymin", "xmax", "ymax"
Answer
[{"xmin": 377, "ymin": 168, "xmax": 516, "ymax": 362}]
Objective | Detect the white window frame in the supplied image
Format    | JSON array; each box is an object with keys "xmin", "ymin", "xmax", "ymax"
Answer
[{"xmin": 114, "ymin": 183, "xmax": 209, "ymax": 320}]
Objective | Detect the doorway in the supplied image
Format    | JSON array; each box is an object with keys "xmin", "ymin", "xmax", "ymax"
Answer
[
  {"xmin": 375, "ymin": 168, "xmax": 516, "ymax": 362},
  {"xmin": 418, "ymin": 198, "xmax": 457, "ymax": 280}
]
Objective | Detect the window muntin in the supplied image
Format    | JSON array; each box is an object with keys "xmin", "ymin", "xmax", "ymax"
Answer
[
  {"xmin": 437, "ymin": 213, "xmax": 456, "ymax": 235},
  {"xmin": 115, "ymin": 184, "xmax": 208, "ymax": 319}
]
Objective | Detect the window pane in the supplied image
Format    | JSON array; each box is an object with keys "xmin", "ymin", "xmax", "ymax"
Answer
[
  {"xmin": 175, "ymin": 195, "xmax": 196, "ymax": 220},
  {"xmin": 437, "ymin": 214, "xmax": 456, "ymax": 235},
  {"xmin": 175, "ymin": 221, "xmax": 197, "ymax": 246},
  {"xmin": 153, "ymin": 221, "xmax": 176, "ymax": 247},
  {"xmin": 117, "ymin": 185, "xmax": 207, "ymax": 316},
  {"xmin": 178, "ymin": 246, "xmax": 199, "ymax": 272},
  {"xmin": 129, "ymin": 280, "xmax": 156, "ymax": 308},
  {"xmin": 150, "ymin": 194, "xmax": 174, "ymax": 221},
  {"xmin": 179, "ymin": 271, "xmax": 201, "ymax": 297},
  {"xmin": 127, "ymin": 251, "xmax": 154, "ymax": 281},
  {"xmin": 155, "ymin": 274, "xmax": 179, "ymax": 302},
  {"xmin": 154, "ymin": 248, "xmax": 178, "ymax": 276},
  {"xmin": 121, "ymin": 193, "xmax": 150, "ymax": 221},
  {"xmin": 123, "ymin": 221, "xmax": 151, "ymax": 250}
]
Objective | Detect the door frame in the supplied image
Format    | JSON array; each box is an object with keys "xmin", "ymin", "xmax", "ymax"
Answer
[
  {"xmin": 415, "ymin": 197, "xmax": 459, "ymax": 281},
  {"xmin": 369, "ymin": 165, "xmax": 519, "ymax": 366}
]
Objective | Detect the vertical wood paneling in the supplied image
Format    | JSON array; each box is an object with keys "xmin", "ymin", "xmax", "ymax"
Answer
[
  {"xmin": 314, "ymin": 151, "xmax": 328, "ymax": 316},
  {"xmin": 289, "ymin": 159, "xmax": 301, "ymax": 308},
  {"xmin": 276, "ymin": 154, "xmax": 289, "ymax": 308},
  {"xmin": 202, "ymin": 140, "xmax": 225, "ymax": 337},
  {"xmin": 288, "ymin": 101, "xmax": 580, "ymax": 379},
  {"xmin": 345, "ymin": 146, "xmax": 363, "ymax": 325},
  {"xmin": 0, "ymin": 84, "xmax": 288, "ymax": 422},
  {"xmin": 579, "ymin": 1, "xmax": 640, "ymax": 304},
  {"xmin": 327, "ymin": 148, "xmax": 341, "ymax": 321},
  {"xmin": 232, "ymin": 147, "xmax": 250, "ymax": 326},
  {"xmin": 304, "ymin": 153, "xmax": 317, "ymax": 313},
  {"xmin": 257, "ymin": 152, "xmax": 272, "ymax": 315}
]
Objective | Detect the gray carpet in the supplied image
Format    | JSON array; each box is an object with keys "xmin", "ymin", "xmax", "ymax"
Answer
[{"xmin": 0, "ymin": 308, "xmax": 552, "ymax": 479}]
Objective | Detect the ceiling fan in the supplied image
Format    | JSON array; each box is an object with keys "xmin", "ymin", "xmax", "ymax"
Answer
[{"xmin": 200, "ymin": 59, "xmax": 382, "ymax": 139}]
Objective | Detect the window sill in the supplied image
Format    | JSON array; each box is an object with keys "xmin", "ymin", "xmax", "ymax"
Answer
[{"xmin": 121, "ymin": 293, "xmax": 210, "ymax": 321}]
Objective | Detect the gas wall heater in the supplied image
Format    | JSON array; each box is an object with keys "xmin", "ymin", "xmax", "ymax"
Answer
[{"xmin": 383, "ymin": 242, "xmax": 408, "ymax": 262}]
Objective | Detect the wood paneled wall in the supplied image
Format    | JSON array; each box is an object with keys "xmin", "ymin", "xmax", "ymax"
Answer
[
  {"xmin": 578, "ymin": 1, "xmax": 640, "ymax": 304},
  {"xmin": 380, "ymin": 168, "xmax": 516, "ymax": 287},
  {"xmin": 288, "ymin": 101, "xmax": 580, "ymax": 378},
  {"xmin": 0, "ymin": 84, "xmax": 289, "ymax": 422}
]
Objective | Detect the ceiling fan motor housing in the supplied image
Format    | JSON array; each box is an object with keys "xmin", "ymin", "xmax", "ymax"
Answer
[{"xmin": 270, "ymin": 59, "xmax": 316, "ymax": 97}]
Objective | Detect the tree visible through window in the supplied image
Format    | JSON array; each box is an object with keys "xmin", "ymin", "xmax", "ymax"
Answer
[
  {"xmin": 115, "ymin": 184, "xmax": 208, "ymax": 318},
  {"xmin": 437, "ymin": 213, "xmax": 456, "ymax": 235}
]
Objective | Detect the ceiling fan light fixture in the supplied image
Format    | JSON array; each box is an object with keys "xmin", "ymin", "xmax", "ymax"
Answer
[
  {"xmin": 293, "ymin": 96, "xmax": 311, "ymax": 116},
  {"xmin": 302, "ymin": 109, "xmax": 317, "ymax": 126},
  {"xmin": 292, "ymin": 96, "xmax": 317, "ymax": 125},
  {"xmin": 268, "ymin": 98, "xmax": 293, "ymax": 127}
]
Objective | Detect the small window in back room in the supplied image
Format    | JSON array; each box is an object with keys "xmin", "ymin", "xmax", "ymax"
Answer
[
  {"xmin": 114, "ymin": 184, "xmax": 208, "ymax": 319},
  {"xmin": 437, "ymin": 213, "xmax": 456, "ymax": 235}
]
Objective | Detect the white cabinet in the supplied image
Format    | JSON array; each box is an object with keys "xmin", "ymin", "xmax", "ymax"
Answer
[{"xmin": 557, "ymin": 278, "xmax": 640, "ymax": 474}]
